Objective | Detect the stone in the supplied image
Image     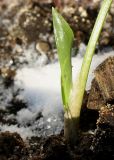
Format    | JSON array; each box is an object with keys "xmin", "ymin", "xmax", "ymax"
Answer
[
  {"xmin": 87, "ymin": 79, "xmax": 105, "ymax": 110},
  {"xmin": 1, "ymin": 68, "xmax": 16, "ymax": 78},
  {"xmin": 36, "ymin": 41, "xmax": 50, "ymax": 55},
  {"xmin": 87, "ymin": 57, "xmax": 114, "ymax": 110},
  {"xmin": 95, "ymin": 56, "xmax": 114, "ymax": 102}
]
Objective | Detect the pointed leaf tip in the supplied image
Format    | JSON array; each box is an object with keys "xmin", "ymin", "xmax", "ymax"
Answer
[{"xmin": 52, "ymin": 8, "xmax": 74, "ymax": 108}]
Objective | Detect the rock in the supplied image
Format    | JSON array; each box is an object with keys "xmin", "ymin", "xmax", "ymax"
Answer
[
  {"xmin": 95, "ymin": 56, "xmax": 114, "ymax": 102},
  {"xmin": 87, "ymin": 79, "xmax": 105, "ymax": 110},
  {"xmin": 1, "ymin": 67, "xmax": 16, "ymax": 79},
  {"xmin": 36, "ymin": 41, "xmax": 50, "ymax": 55},
  {"xmin": 78, "ymin": 6, "xmax": 88, "ymax": 18},
  {"xmin": 87, "ymin": 57, "xmax": 114, "ymax": 110}
]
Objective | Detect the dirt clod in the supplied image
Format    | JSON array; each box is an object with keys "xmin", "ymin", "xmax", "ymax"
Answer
[
  {"xmin": 0, "ymin": 131, "xmax": 28, "ymax": 160},
  {"xmin": 87, "ymin": 79, "xmax": 105, "ymax": 110}
]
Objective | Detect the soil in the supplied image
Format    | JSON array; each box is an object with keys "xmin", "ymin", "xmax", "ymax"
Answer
[
  {"xmin": 0, "ymin": 103, "xmax": 114, "ymax": 160},
  {"xmin": 0, "ymin": 0, "xmax": 114, "ymax": 160},
  {"xmin": 0, "ymin": 77, "xmax": 114, "ymax": 160}
]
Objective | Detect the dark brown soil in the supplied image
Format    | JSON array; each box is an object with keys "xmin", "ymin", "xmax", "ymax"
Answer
[
  {"xmin": 0, "ymin": 104, "xmax": 114, "ymax": 160},
  {"xmin": 0, "ymin": 88, "xmax": 114, "ymax": 160},
  {"xmin": 0, "ymin": 131, "xmax": 28, "ymax": 160}
]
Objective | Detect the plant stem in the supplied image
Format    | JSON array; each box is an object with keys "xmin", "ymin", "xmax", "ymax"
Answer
[{"xmin": 65, "ymin": 0, "xmax": 113, "ymax": 144}]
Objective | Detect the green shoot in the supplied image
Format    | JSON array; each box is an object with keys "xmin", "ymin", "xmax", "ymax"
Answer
[
  {"xmin": 52, "ymin": 7, "xmax": 74, "ymax": 109},
  {"xmin": 69, "ymin": 0, "xmax": 113, "ymax": 121},
  {"xmin": 52, "ymin": 0, "xmax": 112, "ymax": 144}
]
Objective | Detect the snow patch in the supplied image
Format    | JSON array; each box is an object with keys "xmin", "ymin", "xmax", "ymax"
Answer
[
  {"xmin": 0, "ymin": 49, "xmax": 114, "ymax": 139},
  {"xmin": 0, "ymin": 124, "xmax": 35, "ymax": 139},
  {"xmin": 14, "ymin": 50, "xmax": 114, "ymax": 120}
]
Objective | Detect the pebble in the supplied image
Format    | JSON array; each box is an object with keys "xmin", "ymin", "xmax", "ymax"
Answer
[
  {"xmin": 36, "ymin": 41, "xmax": 50, "ymax": 55},
  {"xmin": 78, "ymin": 7, "xmax": 87, "ymax": 18},
  {"xmin": 1, "ymin": 68, "xmax": 16, "ymax": 78}
]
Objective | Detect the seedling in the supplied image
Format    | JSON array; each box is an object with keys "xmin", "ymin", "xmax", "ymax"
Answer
[{"xmin": 52, "ymin": 0, "xmax": 112, "ymax": 144}]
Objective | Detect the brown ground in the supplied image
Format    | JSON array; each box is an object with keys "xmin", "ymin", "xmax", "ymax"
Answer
[{"xmin": 0, "ymin": 101, "xmax": 114, "ymax": 160}]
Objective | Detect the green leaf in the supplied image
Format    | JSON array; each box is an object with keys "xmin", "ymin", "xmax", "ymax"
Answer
[{"xmin": 52, "ymin": 7, "xmax": 74, "ymax": 109}]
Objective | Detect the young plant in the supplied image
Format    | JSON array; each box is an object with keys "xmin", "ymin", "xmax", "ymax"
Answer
[{"xmin": 52, "ymin": 0, "xmax": 112, "ymax": 144}]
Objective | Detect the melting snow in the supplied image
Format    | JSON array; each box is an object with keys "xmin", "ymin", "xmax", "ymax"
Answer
[
  {"xmin": 0, "ymin": 48, "xmax": 114, "ymax": 139},
  {"xmin": 15, "ymin": 50, "xmax": 114, "ymax": 113}
]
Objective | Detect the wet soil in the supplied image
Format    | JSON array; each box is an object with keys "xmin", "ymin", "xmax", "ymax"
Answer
[{"xmin": 0, "ymin": 103, "xmax": 114, "ymax": 160}]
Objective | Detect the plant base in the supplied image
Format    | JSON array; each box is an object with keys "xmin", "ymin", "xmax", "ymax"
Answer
[{"xmin": 64, "ymin": 111, "xmax": 80, "ymax": 145}]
